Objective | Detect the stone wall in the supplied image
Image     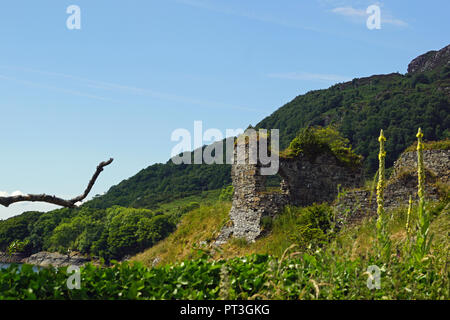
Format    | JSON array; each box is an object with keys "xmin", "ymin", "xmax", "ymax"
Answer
[
  {"xmin": 279, "ymin": 154, "xmax": 363, "ymax": 207},
  {"xmin": 393, "ymin": 149, "xmax": 450, "ymax": 184},
  {"xmin": 336, "ymin": 149, "xmax": 449, "ymax": 224},
  {"xmin": 215, "ymin": 141, "xmax": 290, "ymax": 244}
]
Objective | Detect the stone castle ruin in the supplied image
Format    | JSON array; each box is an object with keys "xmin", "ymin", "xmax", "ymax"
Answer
[
  {"xmin": 216, "ymin": 132, "xmax": 364, "ymax": 244},
  {"xmin": 216, "ymin": 131, "xmax": 449, "ymax": 245},
  {"xmin": 336, "ymin": 149, "xmax": 450, "ymax": 224}
]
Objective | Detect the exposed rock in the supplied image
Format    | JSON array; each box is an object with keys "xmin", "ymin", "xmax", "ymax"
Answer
[
  {"xmin": 0, "ymin": 251, "xmax": 27, "ymax": 264},
  {"xmin": 22, "ymin": 251, "xmax": 90, "ymax": 267},
  {"xmin": 151, "ymin": 257, "xmax": 161, "ymax": 267},
  {"xmin": 407, "ymin": 44, "xmax": 450, "ymax": 74}
]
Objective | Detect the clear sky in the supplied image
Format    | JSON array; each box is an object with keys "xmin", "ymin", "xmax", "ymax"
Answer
[{"xmin": 0, "ymin": 0, "xmax": 449, "ymax": 219}]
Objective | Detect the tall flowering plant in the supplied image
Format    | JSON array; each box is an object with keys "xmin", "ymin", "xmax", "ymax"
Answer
[
  {"xmin": 414, "ymin": 128, "xmax": 433, "ymax": 261},
  {"xmin": 376, "ymin": 130, "xmax": 390, "ymax": 260}
]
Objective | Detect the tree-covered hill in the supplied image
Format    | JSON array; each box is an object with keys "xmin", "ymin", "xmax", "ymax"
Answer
[
  {"xmin": 86, "ymin": 157, "xmax": 231, "ymax": 209},
  {"xmin": 88, "ymin": 45, "xmax": 450, "ymax": 210},
  {"xmin": 256, "ymin": 69, "xmax": 449, "ymax": 174}
]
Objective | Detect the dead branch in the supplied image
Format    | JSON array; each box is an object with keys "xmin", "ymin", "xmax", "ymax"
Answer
[{"xmin": 0, "ymin": 158, "xmax": 113, "ymax": 209}]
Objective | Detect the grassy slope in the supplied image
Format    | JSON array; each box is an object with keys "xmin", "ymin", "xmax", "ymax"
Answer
[
  {"xmin": 133, "ymin": 196, "xmax": 449, "ymax": 267},
  {"xmin": 133, "ymin": 202, "xmax": 231, "ymax": 266}
]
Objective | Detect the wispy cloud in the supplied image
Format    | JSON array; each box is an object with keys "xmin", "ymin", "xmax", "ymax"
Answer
[
  {"xmin": 382, "ymin": 17, "xmax": 408, "ymax": 27},
  {"xmin": 331, "ymin": 5, "xmax": 408, "ymax": 27},
  {"xmin": 268, "ymin": 72, "xmax": 351, "ymax": 83},
  {"xmin": 0, "ymin": 66, "xmax": 260, "ymax": 112},
  {"xmin": 331, "ymin": 6, "xmax": 366, "ymax": 17}
]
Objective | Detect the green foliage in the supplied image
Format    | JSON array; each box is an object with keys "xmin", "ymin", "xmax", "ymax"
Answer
[
  {"xmin": 279, "ymin": 203, "xmax": 335, "ymax": 250},
  {"xmin": 404, "ymin": 138, "xmax": 450, "ymax": 152},
  {"xmin": 260, "ymin": 216, "xmax": 273, "ymax": 230},
  {"xmin": 0, "ymin": 205, "xmax": 176, "ymax": 261},
  {"xmin": 219, "ymin": 185, "xmax": 234, "ymax": 202},
  {"xmin": 283, "ymin": 126, "xmax": 362, "ymax": 166},
  {"xmin": 411, "ymin": 73, "xmax": 430, "ymax": 88},
  {"xmin": 0, "ymin": 211, "xmax": 43, "ymax": 252},
  {"xmin": 230, "ymin": 238, "xmax": 249, "ymax": 248},
  {"xmin": 86, "ymin": 149, "xmax": 232, "ymax": 210},
  {"xmin": 0, "ymin": 243, "xmax": 447, "ymax": 299},
  {"xmin": 105, "ymin": 207, "xmax": 174, "ymax": 259},
  {"xmin": 412, "ymin": 201, "xmax": 434, "ymax": 262},
  {"xmin": 180, "ymin": 202, "xmax": 200, "ymax": 214},
  {"xmin": 7, "ymin": 239, "xmax": 30, "ymax": 256}
]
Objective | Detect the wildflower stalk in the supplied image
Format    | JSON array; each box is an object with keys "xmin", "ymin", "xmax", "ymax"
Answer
[
  {"xmin": 416, "ymin": 128, "xmax": 425, "ymax": 205},
  {"xmin": 376, "ymin": 130, "xmax": 386, "ymax": 230},
  {"xmin": 406, "ymin": 195, "xmax": 412, "ymax": 237},
  {"xmin": 376, "ymin": 130, "xmax": 390, "ymax": 260},
  {"xmin": 414, "ymin": 128, "xmax": 433, "ymax": 261}
]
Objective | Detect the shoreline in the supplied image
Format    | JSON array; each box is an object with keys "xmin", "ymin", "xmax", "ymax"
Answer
[{"xmin": 0, "ymin": 251, "xmax": 91, "ymax": 268}]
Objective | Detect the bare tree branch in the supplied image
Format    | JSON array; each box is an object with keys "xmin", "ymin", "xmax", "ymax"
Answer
[{"xmin": 0, "ymin": 158, "xmax": 114, "ymax": 209}]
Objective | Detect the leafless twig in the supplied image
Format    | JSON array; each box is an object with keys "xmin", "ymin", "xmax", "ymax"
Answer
[{"xmin": 0, "ymin": 158, "xmax": 113, "ymax": 208}]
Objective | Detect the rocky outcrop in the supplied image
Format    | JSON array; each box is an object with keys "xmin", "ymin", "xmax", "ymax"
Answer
[
  {"xmin": 0, "ymin": 251, "xmax": 91, "ymax": 267},
  {"xmin": 23, "ymin": 251, "xmax": 90, "ymax": 267},
  {"xmin": 407, "ymin": 44, "xmax": 450, "ymax": 74},
  {"xmin": 0, "ymin": 252, "xmax": 27, "ymax": 264}
]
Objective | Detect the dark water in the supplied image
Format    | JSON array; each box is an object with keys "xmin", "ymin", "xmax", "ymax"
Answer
[{"xmin": 0, "ymin": 263, "xmax": 39, "ymax": 272}]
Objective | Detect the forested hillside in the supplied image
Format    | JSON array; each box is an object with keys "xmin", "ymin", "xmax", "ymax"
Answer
[
  {"xmin": 257, "ymin": 69, "xmax": 449, "ymax": 173},
  {"xmin": 88, "ymin": 46, "xmax": 450, "ymax": 210},
  {"xmin": 86, "ymin": 161, "xmax": 231, "ymax": 209}
]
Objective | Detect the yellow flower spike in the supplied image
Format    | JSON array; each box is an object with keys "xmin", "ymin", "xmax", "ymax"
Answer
[
  {"xmin": 376, "ymin": 129, "xmax": 386, "ymax": 219},
  {"xmin": 416, "ymin": 127, "xmax": 423, "ymax": 139}
]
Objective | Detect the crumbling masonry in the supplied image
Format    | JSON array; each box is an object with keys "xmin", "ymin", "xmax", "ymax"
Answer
[
  {"xmin": 216, "ymin": 138, "xmax": 449, "ymax": 245},
  {"xmin": 216, "ymin": 138, "xmax": 364, "ymax": 244}
]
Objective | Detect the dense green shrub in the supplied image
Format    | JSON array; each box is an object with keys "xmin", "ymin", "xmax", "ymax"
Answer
[
  {"xmin": 283, "ymin": 126, "xmax": 362, "ymax": 166},
  {"xmin": 279, "ymin": 203, "xmax": 335, "ymax": 250}
]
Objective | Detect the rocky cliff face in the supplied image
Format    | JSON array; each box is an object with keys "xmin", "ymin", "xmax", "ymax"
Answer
[{"xmin": 407, "ymin": 44, "xmax": 450, "ymax": 74}]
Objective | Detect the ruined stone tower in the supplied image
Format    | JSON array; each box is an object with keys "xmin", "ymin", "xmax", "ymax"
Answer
[{"xmin": 216, "ymin": 134, "xmax": 364, "ymax": 244}]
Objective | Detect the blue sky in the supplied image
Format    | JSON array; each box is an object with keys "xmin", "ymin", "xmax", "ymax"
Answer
[{"xmin": 0, "ymin": 0, "xmax": 448, "ymax": 219}]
